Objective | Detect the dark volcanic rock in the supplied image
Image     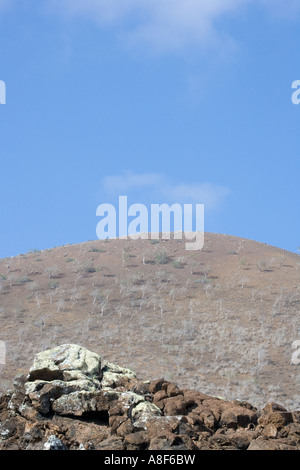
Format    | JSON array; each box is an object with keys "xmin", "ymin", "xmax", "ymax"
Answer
[{"xmin": 0, "ymin": 344, "xmax": 299, "ymax": 451}]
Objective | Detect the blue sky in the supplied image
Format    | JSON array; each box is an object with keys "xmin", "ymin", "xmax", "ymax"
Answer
[{"xmin": 0, "ymin": 0, "xmax": 299, "ymax": 257}]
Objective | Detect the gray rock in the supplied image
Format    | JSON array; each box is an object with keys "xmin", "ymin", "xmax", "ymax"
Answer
[
  {"xmin": 44, "ymin": 435, "xmax": 67, "ymax": 451},
  {"xmin": 101, "ymin": 361, "xmax": 136, "ymax": 389},
  {"xmin": 28, "ymin": 344, "xmax": 102, "ymax": 383},
  {"xmin": 131, "ymin": 401, "xmax": 162, "ymax": 422},
  {"xmin": 23, "ymin": 345, "xmax": 103, "ymax": 415},
  {"xmin": 52, "ymin": 391, "xmax": 99, "ymax": 416}
]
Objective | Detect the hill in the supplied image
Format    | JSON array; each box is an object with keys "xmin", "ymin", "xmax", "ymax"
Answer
[{"xmin": 0, "ymin": 233, "xmax": 299, "ymax": 410}]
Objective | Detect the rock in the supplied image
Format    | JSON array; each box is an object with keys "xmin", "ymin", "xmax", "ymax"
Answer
[
  {"xmin": 101, "ymin": 361, "xmax": 136, "ymax": 389},
  {"xmin": 186, "ymin": 412, "xmax": 211, "ymax": 433},
  {"xmin": 25, "ymin": 380, "xmax": 98, "ymax": 415},
  {"xmin": 115, "ymin": 419, "xmax": 135, "ymax": 437},
  {"xmin": 149, "ymin": 434, "xmax": 192, "ymax": 451},
  {"xmin": 248, "ymin": 437, "xmax": 297, "ymax": 451},
  {"xmin": 124, "ymin": 431, "xmax": 149, "ymax": 448},
  {"xmin": 132, "ymin": 400, "xmax": 161, "ymax": 419},
  {"xmin": 166, "ymin": 383, "xmax": 184, "ymax": 398},
  {"xmin": 208, "ymin": 433, "xmax": 237, "ymax": 450},
  {"xmin": 0, "ymin": 419, "xmax": 19, "ymax": 441},
  {"xmin": 52, "ymin": 391, "xmax": 99, "ymax": 416},
  {"xmin": 44, "ymin": 435, "xmax": 67, "ymax": 451},
  {"xmin": 79, "ymin": 442, "xmax": 95, "ymax": 450},
  {"xmin": 8, "ymin": 375, "xmax": 26, "ymax": 411},
  {"xmin": 258, "ymin": 403, "xmax": 293, "ymax": 430},
  {"xmin": 153, "ymin": 390, "xmax": 167, "ymax": 403},
  {"xmin": 23, "ymin": 423, "xmax": 44, "ymax": 443},
  {"xmin": 97, "ymin": 436, "xmax": 125, "ymax": 450},
  {"xmin": 262, "ymin": 423, "xmax": 278, "ymax": 438},
  {"xmin": 0, "ymin": 344, "xmax": 299, "ymax": 451},
  {"xmin": 149, "ymin": 379, "xmax": 169, "ymax": 394},
  {"xmin": 50, "ymin": 415, "xmax": 110, "ymax": 449},
  {"xmin": 163, "ymin": 395, "xmax": 195, "ymax": 416},
  {"xmin": 23, "ymin": 345, "xmax": 104, "ymax": 416},
  {"xmin": 286, "ymin": 423, "xmax": 300, "ymax": 439},
  {"xmin": 131, "ymin": 381, "xmax": 151, "ymax": 396},
  {"xmin": 144, "ymin": 416, "xmax": 183, "ymax": 439},
  {"xmin": 220, "ymin": 404, "xmax": 257, "ymax": 429},
  {"xmin": 28, "ymin": 344, "xmax": 102, "ymax": 383},
  {"xmin": 228, "ymin": 430, "xmax": 254, "ymax": 450}
]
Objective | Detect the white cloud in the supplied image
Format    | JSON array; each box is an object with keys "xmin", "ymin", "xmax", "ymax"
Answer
[
  {"xmin": 45, "ymin": 0, "xmax": 300, "ymax": 52},
  {"xmin": 161, "ymin": 182, "xmax": 229, "ymax": 211},
  {"xmin": 103, "ymin": 171, "xmax": 164, "ymax": 193},
  {"xmin": 46, "ymin": 0, "xmax": 249, "ymax": 51},
  {"xmin": 101, "ymin": 171, "xmax": 229, "ymax": 211}
]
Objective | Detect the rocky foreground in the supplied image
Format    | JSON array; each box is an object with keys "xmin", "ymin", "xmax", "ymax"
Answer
[{"xmin": 0, "ymin": 345, "xmax": 299, "ymax": 450}]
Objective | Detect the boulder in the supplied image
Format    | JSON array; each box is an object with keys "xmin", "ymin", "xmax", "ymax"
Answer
[
  {"xmin": 27, "ymin": 344, "xmax": 102, "ymax": 383},
  {"xmin": 258, "ymin": 403, "xmax": 293, "ymax": 430},
  {"xmin": 220, "ymin": 404, "xmax": 257, "ymax": 429}
]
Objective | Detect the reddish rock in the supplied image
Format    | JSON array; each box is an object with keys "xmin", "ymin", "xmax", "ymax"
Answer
[
  {"xmin": 166, "ymin": 383, "xmax": 183, "ymax": 398},
  {"xmin": 220, "ymin": 404, "xmax": 257, "ymax": 429},
  {"xmin": 164, "ymin": 395, "xmax": 195, "ymax": 416},
  {"xmin": 153, "ymin": 390, "xmax": 167, "ymax": 403},
  {"xmin": 145, "ymin": 416, "xmax": 182, "ymax": 439},
  {"xmin": 149, "ymin": 379, "xmax": 169, "ymax": 394},
  {"xmin": 115, "ymin": 419, "xmax": 135, "ymax": 438},
  {"xmin": 97, "ymin": 436, "xmax": 125, "ymax": 450},
  {"xmin": 124, "ymin": 431, "xmax": 149, "ymax": 448},
  {"xmin": 258, "ymin": 403, "xmax": 293, "ymax": 429}
]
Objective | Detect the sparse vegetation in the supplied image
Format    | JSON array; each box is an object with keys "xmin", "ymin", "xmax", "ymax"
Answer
[
  {"xmin": 48, "ymin": 281, "xmax": 59, "ymax": 290},
  {"xmin": 154, "ymin": 251, "xmax": 170, "ymax": 265},
  {"xmin": 89, "ymin": 248, "xmax": 106, "ymax": 253},
  {"xmin": 17, "ymin": 276, "xmax": 32, "ymax": 284},
  {"xmin": 172, "ymin": 257, "xmax": 185, "ymax": 269}
]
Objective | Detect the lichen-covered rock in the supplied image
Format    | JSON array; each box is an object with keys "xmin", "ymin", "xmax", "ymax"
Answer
[
  {"xmin": 52, "ymin": 391, "xmax": 99, "ymax": 416},
  {"xmin": 20, "ymin": 345, "xmax": 105, "ymax": 416},
  {"xmin": 101, "ymin": 361, "xmax": 136, "ymax": 389},
  {"xmin": 28, "ymin": 344, "xmax": 102, "ymax": 383},
  {"xmin": 131, "ymin": 400, "xmax": 162, "ymax": 422}
]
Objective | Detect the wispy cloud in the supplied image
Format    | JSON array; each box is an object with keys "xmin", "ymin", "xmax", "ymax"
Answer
[
  {"xmin": 44, "ymin": 0, "xmax": 300, "ymax": 52},
  {"xmin": 102, "ymin": 171, "xmax": 229, "ymax": 211},
  {"xmin": 103, "ymin": 171, "xmax": 164, "ymax": 193},
  {"xmin": 46, "ymin": 0, "xmax": 248, "ymax": 52}
]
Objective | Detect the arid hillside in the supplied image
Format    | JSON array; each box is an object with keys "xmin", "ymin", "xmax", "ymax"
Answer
[{"xmin": 0, "ymin": 233, "xmax": 299, "ymax": 410}]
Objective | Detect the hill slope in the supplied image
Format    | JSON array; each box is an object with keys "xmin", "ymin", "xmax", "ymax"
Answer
[{"xmin": 0, "ymin": 233, "xmax": 299, "ymax": 409}]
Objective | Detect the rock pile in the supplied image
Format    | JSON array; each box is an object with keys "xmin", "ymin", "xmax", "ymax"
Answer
[{"xmin": 0, "ymin": 344, "xmax": 299, "ymax": 450}]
